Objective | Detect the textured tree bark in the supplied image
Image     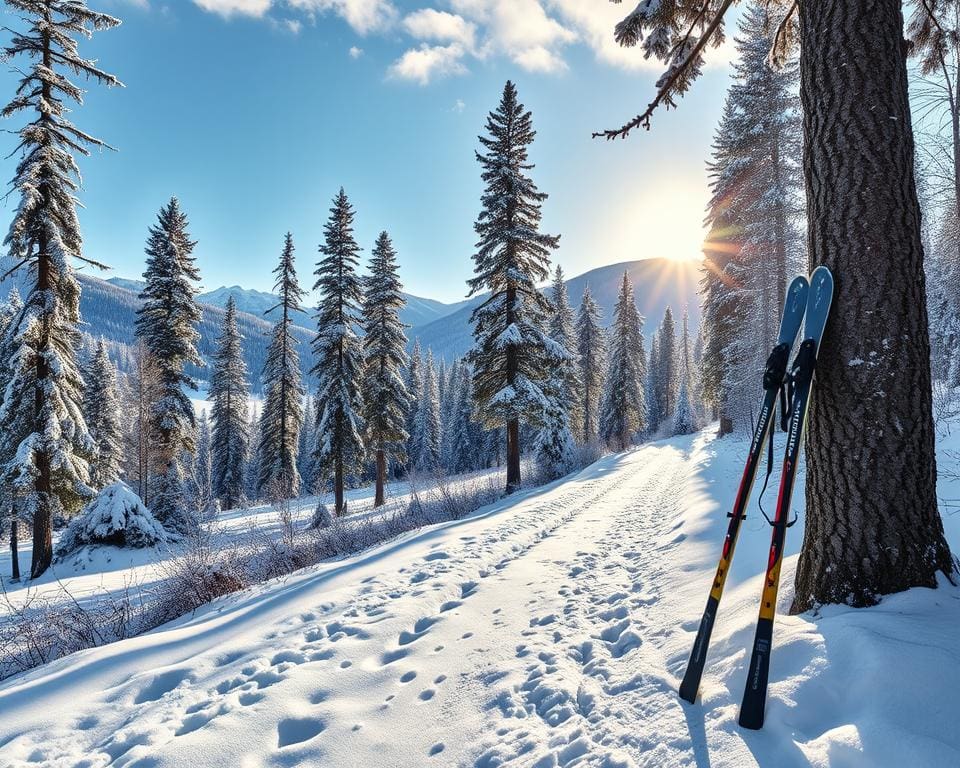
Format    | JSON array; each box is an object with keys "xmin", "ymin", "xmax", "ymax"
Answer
[
  {"xmin": 375, "ymin": 449, "xmax": 386, "ymax": 507},
  {"xmin": 793, "ymin": 0, "xmax": 954, "ymax": 612},
  {"xmin": 11, "ymin": 517, "xmax": 20, "ymax": 581},
  {"xmin": 506, "ymin": 419, "xmax": 521, "ymax": 492}
]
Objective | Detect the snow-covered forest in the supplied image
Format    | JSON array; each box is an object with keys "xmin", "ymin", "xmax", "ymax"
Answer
[{"xmin": 1, "ymin": 0, "xmax": 959, "ymax": 766}]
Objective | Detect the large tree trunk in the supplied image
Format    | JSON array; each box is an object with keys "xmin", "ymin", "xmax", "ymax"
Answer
[
  {"xmin": 506, "ymin": 419, "xmax": 521, "ymax": 492},
  {"xmin": 334, "ymin": 455, "xmax": 345, "ymax": 515},
  {"xmin": 375, "ymin": 448, "xmax": 386, "ymax": 507},
  {"xmin": 792, "ymin": 0, "xmax": 954, "ymax": 612},
  {"xmin": 11, "ymin": 516, "xmax": 20, "ymax": 581}
]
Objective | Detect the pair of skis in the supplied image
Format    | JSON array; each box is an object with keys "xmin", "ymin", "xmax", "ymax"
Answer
[{"xmin": 678, "ymin": 265, "xmax": 834, "ymax": 730}]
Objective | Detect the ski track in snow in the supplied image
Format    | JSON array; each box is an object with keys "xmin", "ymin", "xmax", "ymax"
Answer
[{"xmin": 2, "ymin": 431, "xmax": 960, "ymax": 767}]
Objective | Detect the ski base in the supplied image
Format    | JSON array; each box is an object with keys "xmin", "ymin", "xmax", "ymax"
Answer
[
  {"xmin": 738, "ymin": 617, "xmax": 773, "ymax": 729},
  {"xmin": 679, "ymin": 595, "xmax": 720, "ymax": 703}
]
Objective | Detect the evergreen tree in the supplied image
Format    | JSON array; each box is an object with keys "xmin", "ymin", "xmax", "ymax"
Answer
[
  {"xmin": 657, "ymin": 307, "xmax": 678, "ymax": 423},
  {"xmin": 312, "ymin": 188, "xmax": 365, "ymax": 515},
  {"xmin": 599, "ymin": 273, "xmax": 647, "ymax": 451},
  {"xmin": 83, "ymin": 340, "xmax": 124, "ymax": 490},
  {"xmin": 209, "ymin": 297, "xmax": 249, "ymax": 511},
  {"xmin": 191, "ymin": 410, "xmax": 214, "ymax": 519},
  {"xmin": 412, "ymin": 350, "xmax": 442, "ymax": 470},
  {"xmin": 135, "ymin": 198, "xmax": 202, "ymax": 532},
  {"xmin": 448, "ymin": 364, "xmax": 479, "ymax": 474},
  {"xmin": 440, "ymin": 358, "xmax": 463, "ymax": 467},
  {"xmin": 647, "ymin": 333, "xmax": 662, "ymax": 433},
  {"xmin": 297, "ymin": 392, "xmax": 315, "ymax": 493},
  {"xmin": 467, "ymin": 81, "xmax": 561, "ymax": 493},
  {"xmin": 0, "ymin": 0, "xmax": 121, "ymax": 577},
  {"xmin": 548, "ymin": 266, "xmax": 583, "ymax": 440},
  {"xmin": 575, "ymin": 286, "xmax": 606, "ymax": 443},
  {"xmin": 698, "ymin": 5, "xmax": 803, "ymax": 433},
  {"xmin": 0, "ymin": 290, "xmax": 23, "ymax": 578},
  {"xmin": 361, "ymin": 231, "xmax": 410, "ymax": 505},
  {"xmin": 257, "ymin": 233, "xmax": 306, "ymax": 500},
  {"xmin": 405, "ymin": 339, "xmax": 424, "ymax": 468}
]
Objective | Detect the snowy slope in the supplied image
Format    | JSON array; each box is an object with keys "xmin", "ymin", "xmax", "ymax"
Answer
[{"xmin": 2, "ymin": 431, "xmax": 959, "ymax": 767}]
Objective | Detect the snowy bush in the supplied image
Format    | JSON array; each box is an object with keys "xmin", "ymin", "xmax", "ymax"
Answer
[
  {"xmin": 312, "ymin": 503, "xmax": 334, "ymax": 529},
  {"xmin": 57, "ymin": 483, "xmax": 167, "ymax": 556}
]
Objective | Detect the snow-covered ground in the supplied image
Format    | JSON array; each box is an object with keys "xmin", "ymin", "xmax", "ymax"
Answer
[{"xmin": 1, "ymin": 429, "xmax": 959, "ymax": 766}]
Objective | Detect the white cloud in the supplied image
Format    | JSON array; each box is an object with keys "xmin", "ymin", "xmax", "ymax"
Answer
[
  {"xmin": 512, "ymin": 45, "xmax": 567, "ymax": 74},
  {"xmin": 287, "ymin": 0, "xmax": 397, "ymax": 35},
  {"xmin": 453, "ymin": 98, "xmax": 466, "ymax": 113},
  {"xmin": 450, "ymin": 0, "xmax": 576, "ymax": 71},
  {"xmin": 349, "ymin": 45, "xmax": 364, "ymax": 58},
  {"xmin": 192, "ymin": 0, "xmax": 271, "ymax": 17},
  {"xmin": 403, "ymin": 9, "xmax": 475, "ymax": 50},
  {"xmin": 388, "ymin": 43, "xmax": 468, "ymax": 85}
]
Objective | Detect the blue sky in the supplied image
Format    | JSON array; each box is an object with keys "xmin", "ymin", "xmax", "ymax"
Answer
[{"xmin": 0, "ymin": 0, "xmax": 733, "ymax": 303}]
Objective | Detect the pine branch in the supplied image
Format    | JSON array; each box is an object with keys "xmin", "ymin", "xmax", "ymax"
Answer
[{"xmin": 592, "ymin": 0, "xmax": 736, "ymax": 139}]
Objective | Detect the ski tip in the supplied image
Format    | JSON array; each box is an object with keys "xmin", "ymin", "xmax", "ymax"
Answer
[
  {"xmin": 678, "ymin": 681, "xmax": 698, "ymax": 704},
  {"xmin": 738, "ymin": 707, "xmax": 764, "ymax": 730}
]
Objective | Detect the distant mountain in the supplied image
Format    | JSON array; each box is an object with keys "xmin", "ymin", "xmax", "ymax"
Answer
[
  {"xmin": 409, "ymin": 258, "xmax": 702, "ymax": 362},
  {"xmin": 178, "ymin": 283, "xmax": 462, "ymax": 331},
  {"xmin": 2, "ymin": 258, "xmax": 701, "ymax": 389},
  {"xmin": 22, "ymin": 275, "xmax": 318, "ymax": 394}
]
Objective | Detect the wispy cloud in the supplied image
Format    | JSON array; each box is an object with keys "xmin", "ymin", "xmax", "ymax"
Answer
[
  {"xmin": 349, "ymin": 45, "xmax": 364, "ymax": 58},
  {"xmin": 388, "ymin": 43, "xmax": 468, "ymax": 85},
  {"xmin": 190, "ymin": 0, "xmax": 734, "ymax": 82},
  {"xmin": 192, "ymin": 0, "xmax": 271, "ymax": 17}
]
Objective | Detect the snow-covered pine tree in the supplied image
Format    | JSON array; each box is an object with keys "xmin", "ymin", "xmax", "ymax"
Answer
[
  {"xmin": 257, "ymin": 233, "xmax": 306, "ymax": 500},
  {"xmin": 412, "ymin": 350, "xmax": 442, "ymax": 471},
  {"xmin": 467, "ymin": 80, "xmax": 561, "ymax": 493},
  {"xmin": 244, "ymin": 405, "xmax": 260, "ymax": 504},
  {"xmin": 192, "ymin": 410, "xmax": 214, "ymax": 519},
  {"xmin": 646, "ymin": 332, "xmax": 662, "ymax": 433},
  {"xmin": 312, "ymin": 188, "xmax": 366, "ymax": 515},
  {"xmin": 599, "ymin": 272, "xmax": 647, "ymax": 451},
  {"xmin": 448, "ymin": 364, "xmax": 478, "ymax": 474},
  {"xmin": 0, "ymin": 290, "xmax": 23, "ymax": 578},
  {"xmin": 135, "ymin": 198, "xmax": 202, "ymax": 533},
  {"xmin": 361, "ymin": 231, "xmax": 410, "ymax": 506},
  {"xmin": 656, "ymin": 307, "xmax": 678, "ymax": 425},
  {"xmin": 83, "ymin": 340, "xmax": 123, "ymax": 489},
  {"xmin": 535, "ymin": 373, "xmax": 576, "ymax": 481},
  {"xmin": 548, "ymin": 266, "xmax": 583, "ymax": 441},
  {"xmin": 297, "ymin": 392, "xmax": 315, "ymax": 493},
  {"xmin": 440, "ymin": 358, "xmax": 462, "ymax": 467},
  {"xmin": 673, "ymin": 309, "xmax": 698, "ymax": 434},
  {"xmin": 0, "ymin": 0, "xmax": 121, "ymax": 577},
  {"xmin": 575, "ymin": 286, "xmax": 606, "ymax": 444},
  {"xmin": 405, "ymin": 339, "xmax": 423, "ymax": 468},
  {"xmin": 209, "ymin": 296, "xmax": 249, "ymax": 512},
  {"xmin": 699, "ymin": 4, "xmax": 803, "ymax": 433}
]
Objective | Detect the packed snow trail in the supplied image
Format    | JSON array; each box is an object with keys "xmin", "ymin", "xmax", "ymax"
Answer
[{"xmin": 3, "ymin": 431, "xmax": 960, "ymax": 767}]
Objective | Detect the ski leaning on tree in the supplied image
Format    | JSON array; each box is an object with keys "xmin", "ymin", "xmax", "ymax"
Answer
[
  {"xmin": 679, "ymin": 274, "xmax": 809, "ymax": 706},
  {"xmin": 678, "ymin": 267, "xmax": 834, "ymax": 730},
  {"xmin": 739, "ymin": 266, "xmax": 834, "ymax": 729}
]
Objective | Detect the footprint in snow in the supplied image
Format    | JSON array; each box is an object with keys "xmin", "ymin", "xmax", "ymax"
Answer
[{"xmin": 277, "ymin": 717, "xmax": 326, "ymax": 748}]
